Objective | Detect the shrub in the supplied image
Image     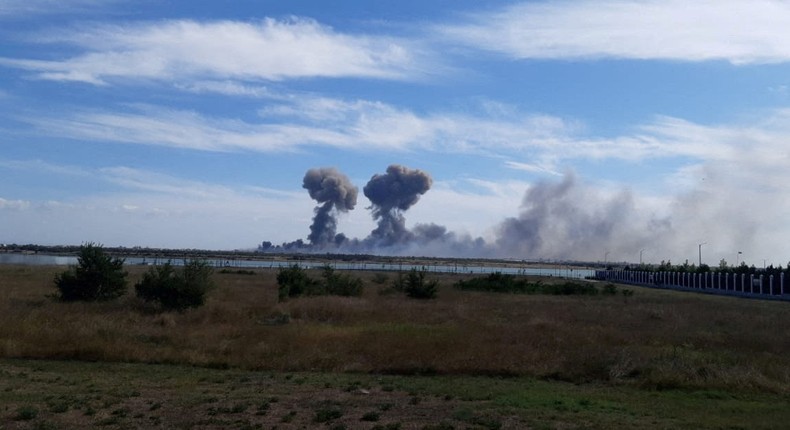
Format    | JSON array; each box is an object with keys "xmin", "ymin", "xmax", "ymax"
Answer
[
  {"xmin": 322, "ymin": 265, "xmax": 364, "ymax": 297},
  {"xmin": 135, "ymin": 260, "xmax": 215, "ymax": 311},
  {"xmin": 54, "ymin": 243, "xmax": 128, "ymax": 301},
  {"xmin": 277, "ymin": 265, "xmax": 320, "ymax": 301},
  {"xmin": 15, "ymin": 405, "xmax": 38, "ymax": 421},
  {"xmin": 455, "ymin": 272, "xmax": 525, "ymax": 293},
  {"xmin": 372, "ymin": 273, "xmax": 390, "ymax": 284},
  {"xmin": 313, "ymin": 407, "xmax": 343, "ymax": 423},
  {"xmin": 277, "ymin": 264, "xmax": 363, "ymax": 301},
  {"xmin": 403, "ymin": 268, "xmax": 438, "ymax": 299},
  {"xmin": 455, "ymin": 273, "xmax": 599, "ymax": 296},
  {"xmin": 361, "ymin": 411, "xmax": 380, "ymax": 421}
]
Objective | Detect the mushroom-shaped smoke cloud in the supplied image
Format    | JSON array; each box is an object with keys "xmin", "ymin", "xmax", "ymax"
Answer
[
  {"xmin": 303, "ymin": 167, "xmax": 358, "ymax": 246},
  {"xmin": 363, "ymin": 164, "xmax": 432, "ymax": 246}
]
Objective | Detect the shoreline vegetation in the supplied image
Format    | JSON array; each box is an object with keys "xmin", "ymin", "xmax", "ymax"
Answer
[
  {"xmin": 1, "ymin": 262, "xmax": 789, "ymax": 428},
  {"xmin": 0, "ymin": 244, "xmax": 600, "ymax": 269}
]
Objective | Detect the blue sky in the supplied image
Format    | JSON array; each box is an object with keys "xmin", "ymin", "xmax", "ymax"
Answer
[{"xmin": 2, "ymin": 0, "xmax": 790, "ymax": 265}]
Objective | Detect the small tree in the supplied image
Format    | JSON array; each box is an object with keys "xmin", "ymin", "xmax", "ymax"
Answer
[
  {"xmin": 321, "ymin": 265, "xmax": 363, "ymax": 297},
  {"xmin": 277, "ymin": 264, "xmax": 363, "ymax": 301},
  {"xmin": 277, "ymin": 264, "xmax": 319, "ymax": 301},
  {"xmin": 135, "ymin": 260, "xmax": 214, "ymax": 311},
  {"xmin": 403, "ymin": 268, "xmax": 438, "ymax": 299},
  {"xmin": 54, "ymin": 243, "xmax": 128, "ymax": 301}
]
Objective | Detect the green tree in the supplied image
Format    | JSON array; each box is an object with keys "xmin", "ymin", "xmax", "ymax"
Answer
[
  {"xmin": 135, "ymin": 260, "xmax": 215, "ymax": 311},
  {"xmin": 276, "ymin": 264, "xmax": 319, "ymax": 301},
  {"xmin": 54, "ymin": 243, "xmax": 128, "ymax": 301},
  {"xmin": 403, "ymin": 268, "xmax": 438, "ymax": 299},
  {"xmin": 321, "ymin": 265, "xmax": 363, "ymax": 297}
]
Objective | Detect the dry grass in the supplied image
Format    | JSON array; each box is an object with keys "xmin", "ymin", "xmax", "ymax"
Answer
[{"xmin": 1, "ymin": 264, "xmax": 789, "ymax": 393}]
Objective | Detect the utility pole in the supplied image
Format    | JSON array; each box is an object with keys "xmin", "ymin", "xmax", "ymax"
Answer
[
  {"xmin": 698, "ymin": 242, "xmax": 706, "ymax": 266},
  {"xmin": 640, "ymin": 249, "xmax": 645, "ymax": 265}
]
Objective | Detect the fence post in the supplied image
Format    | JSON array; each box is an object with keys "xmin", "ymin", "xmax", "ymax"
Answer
[
  {"xmin": 750, "ymin": 274, "xmax": 754, "ymax": 294},
  {"xmin": 760, "ymin": 274, "xmax": 764, "ymax": 295},
  {"xmin": 770, "ymin": 275, "xmax": 774, "ymax": 295},
  {"xmin": 782, "ymin": 272, "xmax": 785, "ymax": 295}
]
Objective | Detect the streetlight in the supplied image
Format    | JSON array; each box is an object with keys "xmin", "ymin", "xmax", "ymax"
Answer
[
  {"xmin": 736, "ymin": 251, "xmax": 742, "ymax": 266},
  {"xmin": 698, "ymin": 242, "xmax": 706, "ymax": 266},
  {"xmin": 639, "ymin": 249, "xmax": 645, "ymax": 265},
  {"xmin": 604, "ymin": 251, "xmax": 610, "ymax": 265}
]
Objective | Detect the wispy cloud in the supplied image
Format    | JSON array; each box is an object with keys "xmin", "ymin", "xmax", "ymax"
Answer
[
  {"xmin": 0, "ymin": 18, "xmax": 429, "ymax": 84},
  {"xmin": 438, "ymin": 0, "xmax": 790, "ymax": 64},
  {"xmin": 25, "ymin": 95, "xmax": 786, "ymax": 168},
  {"xmin": 0, "ymin": 158, "xmax": 95, "ymax": 178},
  {"xmin": 20, "ymin": 98, "xmax": 581, "ymax": 155},
  {"xmin": 0, "ymin": 0, "xmax": 121, "ymax": 17},
  {"xmin": 0, "ymin": 197, "xmax": 30, "ymax": 210},
  {"xmin": 0, "ymin": 163, "xmax": 312, "ymax": 248},
  {"xmin": 505, "ymin": 161, "xmax": 562, "ymax": 176}
]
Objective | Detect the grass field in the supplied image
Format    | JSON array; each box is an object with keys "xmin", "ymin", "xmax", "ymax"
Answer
[{"xmin": 1, "ymin": 264, "xmax": 789, "ymax": 428}]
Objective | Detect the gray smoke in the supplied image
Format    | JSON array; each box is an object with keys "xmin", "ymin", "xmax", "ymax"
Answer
[
  {"xmin": 267, "ymin": 165, "xmax": 756, "ymax": 263},
  {"xmin": 302, "ymin": 167, "xmax": 358, "ymax": 246},
  {"xmin": 494, "ymin": 172, "xmax": 669, "ymax": 261},
  {"xmin": 363, "ymin": 164, "xmax": 432, "ymax": 246}
]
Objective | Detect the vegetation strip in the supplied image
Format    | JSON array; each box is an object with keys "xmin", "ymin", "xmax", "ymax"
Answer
[
  {"xmin": 2, "ymin": 358, "xmax": 789, "ymax": 429},
  {"xmin": 2, "ymin": 256, "xmax": 789, "ymax": 428}
]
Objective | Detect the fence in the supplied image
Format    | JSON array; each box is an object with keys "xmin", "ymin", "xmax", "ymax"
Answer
[{"xmin": 595, "ymin": 270, "xmax": 790, "ymax": 301}]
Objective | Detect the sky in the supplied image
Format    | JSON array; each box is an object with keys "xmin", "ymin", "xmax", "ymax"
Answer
[{"xmin": 2, "ymin": 0, "xmax": 790, "ymax": 266}]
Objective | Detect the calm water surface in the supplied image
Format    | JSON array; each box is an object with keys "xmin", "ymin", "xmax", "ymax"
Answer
[{"xmin": 0, "ymin": 253, "xmax": 594, "ymax": 279}]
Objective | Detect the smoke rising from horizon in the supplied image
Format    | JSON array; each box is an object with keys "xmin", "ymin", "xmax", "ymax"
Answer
[
  {"xmin": 362, "ymin": 164, "xmax": 433, "ymax": 246},
  {"xmin": 493, "ymin": 172, "xmax": 669, "ymax": 261},
  {"xmin": 268, "ymin": 164, "xmax": 761, "ymax": 264},
  {"xmin": 302, "ymin": 167, "xmax": 358, "ymax": 247}
]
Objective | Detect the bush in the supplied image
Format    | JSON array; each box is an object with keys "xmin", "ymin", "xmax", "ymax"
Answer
[
  {"xmin": 54, "ymin": 243, "xmax": 128, "ymax": 301},
  {"xmin": 403, "ymin": 268, "xmax": 438, "ymax": 299},
  {"xmin": 371, "ymin": 273, "xmax": 390, "ymax": 284},
  {"xmin": 14, "ymin": 405, "xmax": 38, "ymax": 421},
  {"xmin": 277, "ymin": 265, "xmax": 363, "ymax": 301},
  {"xmin": 455, "ymin": 273, "xmax": 599, "ymax": 296},
  {"xmin": 277, "ymin": 265, "xmax": 321, "ymax": 301},
  {"xmin": 135, "ymin": 260, "xmax": 215, "ymax": 311},
  {"xmin": 322, "ymin": 265, "xmax": 363, "ymax": 297}
]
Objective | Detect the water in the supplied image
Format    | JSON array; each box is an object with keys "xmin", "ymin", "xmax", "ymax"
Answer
[{"xmin": 0, "ymin": 253, "xmax": 595, "ymax": 279}]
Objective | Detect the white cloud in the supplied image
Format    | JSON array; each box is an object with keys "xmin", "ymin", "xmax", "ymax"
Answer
[
  {"xmin": 21, "ymin": 96, "xmax": 790, "ymax": 176},
  {"xmin": 22, "ymin": 98, "xmax": 580, "ymax": 155},
  {"xmin": 0, "ymin": 18, "xmax": 428, "ymax": 84},
  {"xmin": 0, "ymin": 158, "xmax": 93, "ymax": 177},
  {"xmin": 0, "ymin": 197, "xmax": 30, "ymax": 210},
  {"xmin": 438, "ymin": 0, "xmax": 790, "ymax": 64},
  {"xmin": 504, "ymin": 161, "xmax": 562, "ymax": 176},
  {"xmin": 0, "ymin": 0, "xmax": 120, "ymax": 17},
  {"xmin": 0, "ymin": 165, "xmax": 313, "ymax": 249},
  {"xmin": 175, "ymin": 81, "xmax": 275, "ymax": 98}
]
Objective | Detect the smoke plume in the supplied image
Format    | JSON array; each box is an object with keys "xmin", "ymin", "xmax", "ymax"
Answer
[
  {"xmin": 363, "ymin": 164, "xmax": 432, "ymax": 246},
  {"xmin": 302, "ymin": 167, "xmax": 358, "ymax": 246},
  {"xmin": 494, "ymin": 172, "xmax": 669, "ymax": 261}
]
